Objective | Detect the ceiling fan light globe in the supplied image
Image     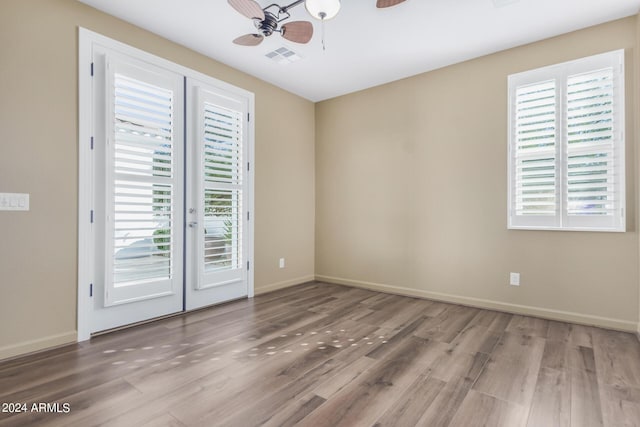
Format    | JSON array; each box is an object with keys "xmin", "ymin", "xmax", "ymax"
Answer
[{"xmin": 305, "ymin": 0, "xmax": 340, "ymax": 20}]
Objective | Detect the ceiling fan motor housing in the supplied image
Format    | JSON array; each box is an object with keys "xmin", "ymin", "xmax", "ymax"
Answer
[{"xmin": 254, "ymin": 11, "xmax": 279, "ymax": 37}]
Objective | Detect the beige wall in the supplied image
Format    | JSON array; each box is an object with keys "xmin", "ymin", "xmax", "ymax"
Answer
[
  {"xmin": 0, "ymin": 0, "xmax": 315, "ymax": 359},
  {"xmin": 316, "ymin": 17, "xmax": 639, "ymax": 331}
]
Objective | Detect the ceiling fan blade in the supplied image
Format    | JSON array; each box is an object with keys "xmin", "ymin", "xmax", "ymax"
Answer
[
  {"xmin": 233, "ymin": 33, "xmax": 264, "ymax": 46},
  {"xmin": 376, "ymin": 0, "xmax": 406, "ymax": 8},
  {"xmin": 228, "ymin": 0, "xmax": 265, "ymax": 20},
  {"xmin": 281, "ymin": 21, "xmax": 314, "ymax": 44}
]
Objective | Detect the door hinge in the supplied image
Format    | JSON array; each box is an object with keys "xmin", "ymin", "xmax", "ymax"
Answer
[
  {"xmin": 247, "ymin": 211, "xmax": 250, "ymax": 221},
  {"xmin": 90, "ymin": 136, "xmax": 94, "ymax": 150},
  {"xmin": 90, "ymin": 210, "xmax": 94, "ymax": 223},
  {"xmin": 90, "ymin": 62, "xmax": 94, "ymax": 76},
  {"xmin": 89, "ymin": 283, "xmax": 93, "ymax": 297},
  {"xmin": 247, "ymin": 162, "xmax": 250, "ymax": 172},
  {"xmin": 247, "ymin": 112, "xmax": 250, "ymax": 121},
  {"xmin": 247, "ymin": 261, "xmax": 250, "ymax": 271}
]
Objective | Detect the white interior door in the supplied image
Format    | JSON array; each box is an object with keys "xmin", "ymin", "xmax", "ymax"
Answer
[
  {"xmin": 91, "ymin": 50, "xmax": 184, "ymax": 333},
  {"xmin": 185, "ymin": 79, "xmax": 250, "ymax": 310}
]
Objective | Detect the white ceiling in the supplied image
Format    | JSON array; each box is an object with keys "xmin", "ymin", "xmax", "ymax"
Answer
[{"xmin": 78, "ymin": 0, "xmax": 640, "ymax": 102}]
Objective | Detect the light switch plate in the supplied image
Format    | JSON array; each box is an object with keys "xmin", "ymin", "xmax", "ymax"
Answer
[{"xmin": 0, "ymin": 193, "xmax": 30, "ymax": 211}]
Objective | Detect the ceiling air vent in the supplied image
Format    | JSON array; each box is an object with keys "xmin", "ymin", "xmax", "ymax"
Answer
[{"xmin": 265, "ymin": 47, "xmax": 302, "ymax": 64}]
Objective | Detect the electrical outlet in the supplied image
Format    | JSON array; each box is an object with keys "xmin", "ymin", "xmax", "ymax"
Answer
[
  {"xmin": 510, "ymin": 272, "xmax": 520, "ymax": 286},
  {"xmin": 279, "ymin": 258, "xmax": 285, "ymax": 269}
]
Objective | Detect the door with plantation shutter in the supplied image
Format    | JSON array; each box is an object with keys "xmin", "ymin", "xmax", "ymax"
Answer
[
  {"xmin": 185, "ymin": 79, "xmax": 250, "ymax": 310},
  {"xmin": 91, "ymin": 52, "xmax": 184, "ymax": 332}
]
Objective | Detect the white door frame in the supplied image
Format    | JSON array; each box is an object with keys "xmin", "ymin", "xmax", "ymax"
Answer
[{"xmin": 77, "ymin": 28, "xmax": 254, "ymax": 342}]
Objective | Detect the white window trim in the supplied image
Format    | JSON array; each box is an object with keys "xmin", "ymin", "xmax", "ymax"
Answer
[
  {"xmin": 507, "ymin": 50, "xmax": 625, "ymax": 232},
  {"xmin": 78, "ymin": 28, "xmax": 255, "ymax": 341}
]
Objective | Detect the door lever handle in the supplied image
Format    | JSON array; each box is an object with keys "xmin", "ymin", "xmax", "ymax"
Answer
[{"xmin": 188, "ymin": 221, "xmax": 198, "ymax": 228}]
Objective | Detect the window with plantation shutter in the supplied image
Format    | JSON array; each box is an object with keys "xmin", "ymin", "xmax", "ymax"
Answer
[{"xmin": 508, "ymin": 50, "xmax": 625, "ymax": 232}]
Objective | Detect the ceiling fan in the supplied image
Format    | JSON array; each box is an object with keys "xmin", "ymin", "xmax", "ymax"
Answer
[{"xmin": 229, "ymin": 0, "xmax": 407, "ymax": 46}]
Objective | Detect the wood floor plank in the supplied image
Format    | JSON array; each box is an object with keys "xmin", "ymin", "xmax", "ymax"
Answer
[
  {"xmin": 376, "ymin": 299, "xmax": 432, "ymax": 331},
  {"xmin": 541, "ymin": 339, "xmax": 570, "ymax": 371},
  {"xmin": 599, "ymin": 383, "xmax": 640, "ymax": 427},
  {"xmin": 430, "ymin": 347, "xmax": 489, "ymax": 383},
  {"xmin": 526, "ymin": 367, "xmax": 570, "ymax": 427},
  {"xmin": 448, "ymin": 389, "xmax": 529, "ymax": 427},
  {"xmin": 210, "ymin": 359, "xmax": 342, "ymax": 427},
  {"xmin": 465, "ymin": 309, "xmax": 513, "ymax": 333},
  {"xmin": 592, "ymin": 328, "xmax": 640, "ymax": 389},
  {"xmin": 365, "ymin": 315, "xmax": 428, "ymax": 360},
  {"xmin": 1, "ymin": 282, "xmax": 638, "ymax": 427},
  {"xmin": 473, "ymin": 355, "xmax": 543, "ymax": 407},
  {"xmin": 261, "ymin": 394, "xmax": 327, "ymax": 427},
  {"xmin": 373, "ymin": 374, "xmax": 446, "ymax": 427},
  {"xmin": 413, "ymin": 305, "xmax": 480, "ymax": 343},
  {"xmin": 506, "ymin": 315, "xmax": 550, "ymax": 338},
  {"xmin": 358, "ymin": 297, "xmax": 419, "ymax": 327},
  {"xmin": 140, "ymin": 413, "xmax": 187, "ymax": 427},
  {"xmin": 473, "ymin": 332, "xmax": 545, "ymax": 407},
  {"xmin": 567, "ymin": 324, "xmax": 595, "ymax": 348},
  {"xmin": 490, "ymin": 331, "xmax": 546, "ymax": 363},
  {"xmin": 313, "ymin": 356, "xmax": 376, "ymax": 399},
  {"xmin": 414, "ymin": 376, "xmax": 474, "ymax": 427},
  {"xmin": 0, "ymin": 378, "xmax": 142, "ymax": 427},
  {"xmin": 296, "ymin": 337, "xmax": 443, "ymax": 427},
  {"xmin": 570, "ymin": 346, "xmax": 604, "ymax": 427},
  {"xmin": 448, "ymin": 324, "xmax": 501, "ymax": 355}
]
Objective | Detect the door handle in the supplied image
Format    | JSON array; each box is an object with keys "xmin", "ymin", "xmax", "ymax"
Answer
[{"xmin": 188, "ymin": 222, "xmax": 198, "ymax": 228}]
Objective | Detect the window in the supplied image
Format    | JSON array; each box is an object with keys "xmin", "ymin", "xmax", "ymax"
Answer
[{"xmin": 508, "ymin": 50, "xmax": 625, "ymax": 232}]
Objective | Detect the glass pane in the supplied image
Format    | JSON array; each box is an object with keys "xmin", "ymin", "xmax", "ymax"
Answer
[
  {"xmin": 111, "ymin": 74, "xmax": 175, "ymax": 287},
  {"xmin": 113, "ymin": 181, "xmax": 172, "ymax": 286},
  {"xmin": 203, "ymin": 189, "xmax": 242, "ymax": 272}
]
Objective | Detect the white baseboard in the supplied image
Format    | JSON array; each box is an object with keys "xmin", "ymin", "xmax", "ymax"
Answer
[
  {"xmin": 0, "ymin": 331, "xmax": 77, "ymax": 361},
  {"xmin": 316, "ymin": 275, "xmax": 637, "ymax": 333},
  {"xmin": 255, "ymin": 275, "xmax": 315, "ymax": 296}
]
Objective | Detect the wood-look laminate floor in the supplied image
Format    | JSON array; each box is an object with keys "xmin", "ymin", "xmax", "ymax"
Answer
[{"xmin": 1, "ymin": 282, "xmax": 640, "ymax": 427}]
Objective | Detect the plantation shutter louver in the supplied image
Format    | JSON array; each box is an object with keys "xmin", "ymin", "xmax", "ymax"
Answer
[
  {"xmin": 508, "ymin": 50, "xmax": 625, "ymax": 231},
  {"xmin": 513, "ymin": 80, "xmax": 558, "ymax": 218},
  {"xmin": 566, "ymin": 68, "xmax": 616, "ymax": 216},
  {"xmin": 202, "ymin": 102, "xmax": 243, "ymax": 273},
  {"xmin": 113, "ymin": 74, "xmax": 174, "ymax": 285},
  {"xmin": 104, "ymin": 57, "xmax": 183, "ymax": 305}
]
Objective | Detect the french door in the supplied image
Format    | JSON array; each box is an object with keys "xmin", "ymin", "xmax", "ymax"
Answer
[
  {"xmin": 186, "ymin": 80, "xmax": 250, "ymax": 310},
  {"xmin": 84, "ymin": 34, "xmax": 252, "ymax": 334}
]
